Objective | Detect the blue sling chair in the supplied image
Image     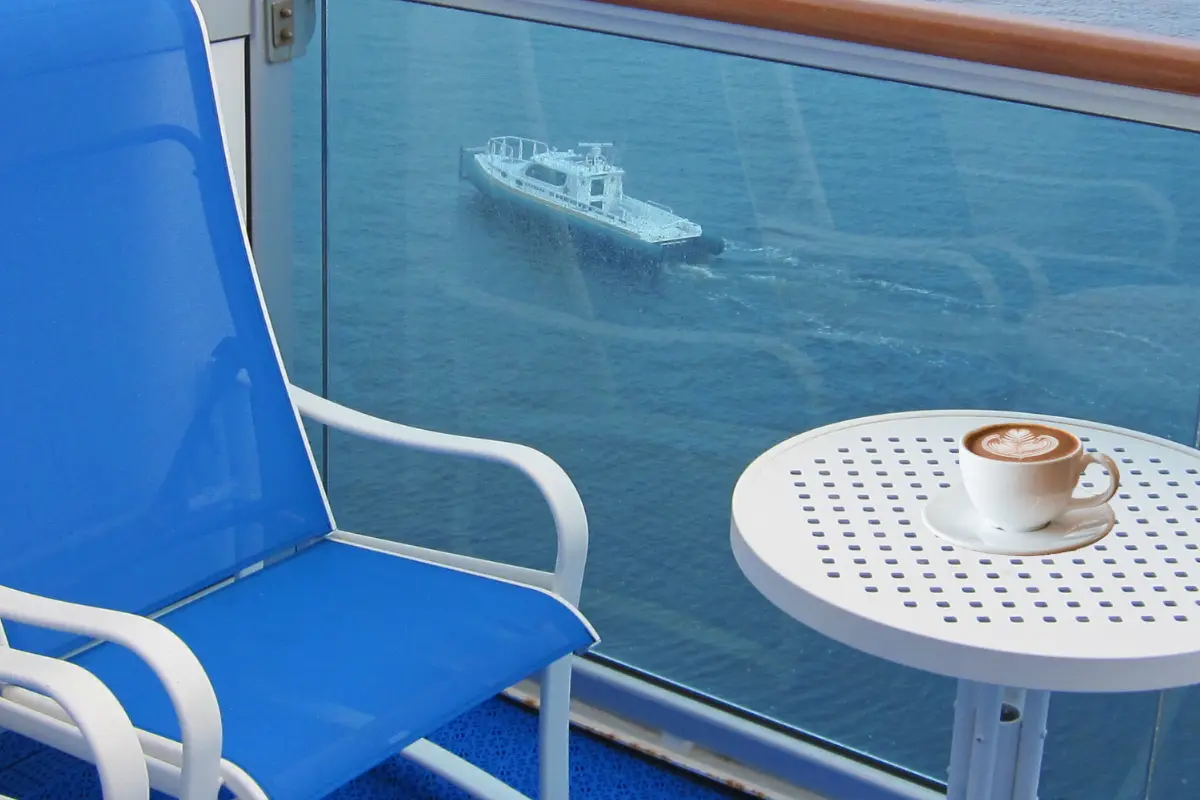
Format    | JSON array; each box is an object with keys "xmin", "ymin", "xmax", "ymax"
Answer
[{"xmin": 0, "ymin": 0, "xmax": 597, "ymax": 798}]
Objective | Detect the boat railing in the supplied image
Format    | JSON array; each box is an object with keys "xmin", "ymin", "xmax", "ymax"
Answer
[
  {"xmin": 641, "ymin": 198, "xmax": 675, "ymax": 214},
  {"xmin": 487, "ymin": 135, "xmax": 549, "ymax": 162}
]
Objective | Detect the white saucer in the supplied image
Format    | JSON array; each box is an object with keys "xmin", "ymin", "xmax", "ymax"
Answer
[{"xmin": 921, "ymin": 484, "xmax": 1116, "ymax": 556}]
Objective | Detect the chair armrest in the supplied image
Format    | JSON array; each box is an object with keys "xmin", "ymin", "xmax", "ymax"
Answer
[
  {"xmin": 289, "ymin": 385, "xmax": 589, "ymax": 606},
  {"xmin": 0, "ymin": 586, "xmax": 221, "ymax": 800},
  {"xmin": 0, "ymin": 647, "xmax": 149, "ymax": 799}
]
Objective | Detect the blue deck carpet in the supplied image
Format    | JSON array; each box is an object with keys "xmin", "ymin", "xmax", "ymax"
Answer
[{"xmin": 0, "ymin": 696, "xmax": 748, "ymax": 799}]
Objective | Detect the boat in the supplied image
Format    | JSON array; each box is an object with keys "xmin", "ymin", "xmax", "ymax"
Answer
[{"xmin": 459, "ymin": 136, "xmax": 724, "ymax": 262}]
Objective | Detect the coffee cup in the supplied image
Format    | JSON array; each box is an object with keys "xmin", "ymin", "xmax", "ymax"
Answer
[{"xmin": 958, "ymin": 421, "xmax": 1120, "ymax": 532}]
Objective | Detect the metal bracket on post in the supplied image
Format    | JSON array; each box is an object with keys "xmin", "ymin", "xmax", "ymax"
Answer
[{"xmin": 266, "ymin": 0, "xmax": 315, "ymax": 63}]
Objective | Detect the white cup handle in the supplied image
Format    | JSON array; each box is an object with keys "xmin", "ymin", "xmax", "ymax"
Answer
[{"xmin": 1067, "ymin": 452, "xmax": 1120, "ymax": 510}]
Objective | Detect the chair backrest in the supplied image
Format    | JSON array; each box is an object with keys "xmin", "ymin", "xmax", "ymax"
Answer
[{"xmin": 0, "ymin": 0, "xmax": 334, "ymax": 656}]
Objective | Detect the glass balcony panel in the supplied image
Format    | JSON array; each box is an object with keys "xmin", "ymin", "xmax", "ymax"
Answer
[
  {"xmin": 320, "ymin": 0, "xmax": 1200, "ymax": 793},
  {"xmin": 1144, "ymin": 686, "xmax": 1200, "ymax": 798}
]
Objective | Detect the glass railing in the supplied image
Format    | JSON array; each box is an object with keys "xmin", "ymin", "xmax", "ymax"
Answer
[{"xmin": 291, "ymin": 0, "xmax": 1200, "ymax": 795}]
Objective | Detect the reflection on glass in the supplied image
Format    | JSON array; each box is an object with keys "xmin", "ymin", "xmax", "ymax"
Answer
[{"xmin": 316, "ymin": 0, "xmax": 1200, "ymax": 793}]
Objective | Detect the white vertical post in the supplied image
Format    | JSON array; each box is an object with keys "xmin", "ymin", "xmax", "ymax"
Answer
[
  {"xmin": 948, "ymin": 679, "xmax": 977, "ymax": 800},
  {"xmin": 538, "ymin": 656, "xmax": 573, "ymax": 800},
  {"xmin": 967, "ymin": 683, "xmax": 1004, "ymax": 800},
  {"xmin": 992, "ymin": 689, "xmax": 1025, "ymax": 798},
  {"xmin": 247, "ymin": 0, "xmax": 299, "ymax": 362},
  {"xmin": 1012, "ymin": 690, "xmax": 1051, "ymax": 800}
]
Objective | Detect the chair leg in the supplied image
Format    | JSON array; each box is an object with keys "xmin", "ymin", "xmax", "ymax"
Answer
[{"xmin": 538, "ymin": 656, "xmax": 573, "ymax": 800}]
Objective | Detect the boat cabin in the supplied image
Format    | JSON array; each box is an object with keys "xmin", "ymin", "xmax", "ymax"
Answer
[{"xmin": 524, "ymin": 142, "xmax": 624, "ymax": 213}]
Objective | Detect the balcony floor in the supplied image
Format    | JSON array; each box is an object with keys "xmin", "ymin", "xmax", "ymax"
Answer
[{"xmin": 0, "ymin": 695, "xmax": 749, "ymax": 799}]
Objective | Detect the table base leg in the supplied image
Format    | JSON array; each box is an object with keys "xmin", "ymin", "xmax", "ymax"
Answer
[{"xmin": 948, "ymin": 680, "xmax": 1050, "ymax": 800}]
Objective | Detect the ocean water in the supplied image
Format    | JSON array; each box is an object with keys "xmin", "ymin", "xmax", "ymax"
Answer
[
  {"xmin": 288, "ymin": 2, "xmax": 1200, "ymax": 796},
  {"xmin": 939, "ymin": 0, "xmax": 1199, "ymax": 39}
]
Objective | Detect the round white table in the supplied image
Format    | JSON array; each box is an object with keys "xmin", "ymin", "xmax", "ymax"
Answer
[{"xmin": 731, "ymin": 410, "xmax": 1200, "ymax": 800}]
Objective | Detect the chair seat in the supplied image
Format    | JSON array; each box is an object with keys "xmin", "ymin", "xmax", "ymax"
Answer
[{"xmin": 71, "ymin": 538, "xmax": 597, "ymax": 800}]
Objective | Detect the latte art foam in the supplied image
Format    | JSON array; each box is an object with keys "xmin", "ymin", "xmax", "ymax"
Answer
[
  {"xmin": 980, "ymin": 428, "xmax": 1058, "ymax": 460},
  {"xmin": 964, "ymin": 422, "xmax": 1079, "ymax": 463}
]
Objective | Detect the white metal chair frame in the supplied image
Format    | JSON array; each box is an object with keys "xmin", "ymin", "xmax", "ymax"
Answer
[{"xmin": 0, "ymin": 387, "xmax": 589, "ymax": 800}]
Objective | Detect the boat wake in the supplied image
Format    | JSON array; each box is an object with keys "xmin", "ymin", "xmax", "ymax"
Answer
[
  {"xmin": 689, "ymin": 237, "xmax": 987, "ymax": 311},
  {"xmin": 669, "ymin": 262, "xmax": 726, "ymax": 281}
]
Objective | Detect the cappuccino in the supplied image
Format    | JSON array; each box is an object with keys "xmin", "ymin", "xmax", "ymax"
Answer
[
  {"xmin": 958, "ymin": 420, "xmax": 1118, "ymax": 532},
  {"xmin": 964, "ymin": 423, "xmax": 1078, "ymax": 463}
]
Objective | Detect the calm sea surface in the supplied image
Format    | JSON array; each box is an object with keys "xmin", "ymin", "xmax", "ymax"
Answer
[
  {"xmin": 940, "ymin": 0, "xmax": 1199, "ymax": 39},
  {"xmin": 289, "ymin": 2, "xmax": 1200, "ymax": 796}
]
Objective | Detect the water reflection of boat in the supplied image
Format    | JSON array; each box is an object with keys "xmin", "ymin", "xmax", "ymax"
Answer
[{"xmin": 460, "ymin": 136, "xmax": 724, "ymax": 263}]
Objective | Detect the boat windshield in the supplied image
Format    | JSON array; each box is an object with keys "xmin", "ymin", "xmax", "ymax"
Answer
[{"xmin": 525, "ymin": 163, "xmax": 567, "ymax": 187}]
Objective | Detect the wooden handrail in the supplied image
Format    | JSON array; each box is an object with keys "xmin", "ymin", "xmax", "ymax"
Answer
[{"xmin": 592, "ymin": 0, "xmax": 1200, "ymax": 97}]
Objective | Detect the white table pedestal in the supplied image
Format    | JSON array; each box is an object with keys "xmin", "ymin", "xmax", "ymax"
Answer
[{"xmin": 948, "ymin": 681, "xmax": 1050, "ymax": 800}]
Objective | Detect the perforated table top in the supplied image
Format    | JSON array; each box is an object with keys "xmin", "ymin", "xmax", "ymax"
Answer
[{"xmin": 731, "ymin": 410, "xmax": 1200, "ymax": 693}]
